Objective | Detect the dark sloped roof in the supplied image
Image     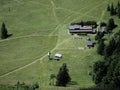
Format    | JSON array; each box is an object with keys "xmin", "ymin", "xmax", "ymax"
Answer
[
  {"xmin": 69, "ymin": 29, "xmax": 93, "ymax": 33},
  {"xmin": 87, "ymin": 40, "xmax": 93, "ymax": 46},
  {"xmin": 69, "ymin": 25, "xmax": 92, "ymax": 30}
]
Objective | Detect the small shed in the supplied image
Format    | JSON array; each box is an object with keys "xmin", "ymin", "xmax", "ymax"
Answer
[
  {"xmin": 54, "ymin": 53, "xmax": 62, "ymax": 60},
  {"xmin": 87, "ymin": 39, "xmax": 94, "ymax": 48}
]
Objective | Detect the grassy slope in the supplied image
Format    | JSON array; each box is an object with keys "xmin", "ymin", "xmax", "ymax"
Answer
[{"xmin": 0, "ymin": 0, "xmax": 119, "ymax": 89}]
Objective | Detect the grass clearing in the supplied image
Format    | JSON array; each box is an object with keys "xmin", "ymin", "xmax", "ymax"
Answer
[{"xmin": 0, "ymin": 0, "xmax": 117, "ymax": 89}]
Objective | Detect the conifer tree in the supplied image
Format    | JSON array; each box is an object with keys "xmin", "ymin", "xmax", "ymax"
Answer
[
  {"xmin": 95, "ymin": 31, "xmax": 104, "ymax": 41},
  {"xmin": 93, "ymin": 61, "xmax": 106, "ymax": 84},
  {"xmin": 113, "ymin": 61, "xmax": 120, "ymax": 87},
  {"xmin": 110, "ymin": 3, "xmax": 115, "ymax": 15},
  {"xmin": 1, "ymin": 22, "xmax": 8, "ymax": 39},
  {"xmin": 97, "ymin": 39, "xmax": 105, "ymax": 55},
  {"xmin": 107, "ymin": 18, "xmax": 116, "ymax": 32},
  {"xmin": 117, "ymin": 1, "xmax": 120, "ymax": 8},
  {"xmin": 118, "ymin": 5, "xmax": 120, "ymax": 18},
  {"xmin": 104, "ymin": 38, "xmax": 116, "ymax": 58},
  {"xmin": 56, "ymin": 63, "xmax": 71, "ymax": 86},
  {"xmin": 107, "ymin": 4, "xmax": 111, "ymax": 11}
]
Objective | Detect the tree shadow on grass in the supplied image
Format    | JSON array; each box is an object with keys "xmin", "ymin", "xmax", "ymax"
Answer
[{"xmin": 7, "ymin": 34, "xmax": 13, "ymax": 38}]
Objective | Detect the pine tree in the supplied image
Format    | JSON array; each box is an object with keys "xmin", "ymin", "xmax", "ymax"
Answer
[
  {"xmin": 118, "ymin": 5, "xmax": 120, "ymax": 18},
  {"xmin": 93, "ymin": 61, "xmax": 106, "ymax": 84},
  {"xmin": 97, "ymin": 39, "xmax": 105, "ymax": 55},
  {"xmin": 107, "ymin": 18, "xmax": 116, "ymax": 33},
  {"xmin": 95, "ymin": 31, "xmax": 104, "ymax": 41},
  {"xmin": 1, "ymin": 22, "xmax": 8, "ymax": 39},
  {"xmin": 56, "ymin": 63, "xmax": 71, "ymax": 86},
  {"xmin": 110, "ymin": 3, "xmax": 115, "ymax": 15},
  {"xmin": 104, "ymin": 38, "xmax": 116, "ymax": 58},
  {"xmin": 79, "ymin": 20, "xmax": 84, "ymax": 27},
  {"xmin": 107, "ymin": 4, "xmax": 111, "ymax": 11},
  {"xmin": 117, "ymin": 1, "xmax": 120, "ymax": 8},
  {"xmin": 113, "ymin": 61, "xmax": 120, "ymax": 87}
]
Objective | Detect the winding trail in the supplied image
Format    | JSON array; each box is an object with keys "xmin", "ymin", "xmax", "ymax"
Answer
[
  {"xmin": 97, "ymin": 5, "xmax": 107, "ymax": 31},
  {"xmin": 0, "ymin": 38, "xmax": 68, "ymax": 78},
  {"xmin": 50, "ymin": 0, "xmax": 59, "ymax": 23}
]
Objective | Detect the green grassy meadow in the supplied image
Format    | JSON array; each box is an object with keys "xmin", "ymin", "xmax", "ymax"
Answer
[{"xmin": 0, "ymin": 0, "xmax": 119, "ymax": 89}]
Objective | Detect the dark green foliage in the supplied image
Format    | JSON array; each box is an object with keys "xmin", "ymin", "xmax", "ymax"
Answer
[
  {"xmin": 104, "ymin": 30, "xmax": 120, "ymax": 57},
  {"xmin": 11, "ymin": 81, "xmax": 39, "ymax": 90},
  {"xmin": 97, "ymin": 39, "xmax": 105, "ymax": 55},
  {"xmin": 50, "ymin": 74, "xmax": 56, "ymax": 86},
  {"xmin": 56, "ymin": 63, "xmax": 71, "ymax": 86},
  {"xmin": 78, "ymin": 87, "xmax": 120, "ymax": 90},
  {"xmin": 117, "ymin": 1, "xmax": 120, "ymax": 7},
  {"xmin": 113, "ymin": 62, "xmax": 120, "ymax": 87},
  {"xmin": 100, "ymin": 22, "xmax": 107, "ymax": 27},
  {"xmin": 107, "ymin": 4, "xmax": 110, "ymax": 11},
  {"xmin": 93, "ymin": 30, "xmax": 120, "ymax": 88},
  {"xmin": 101, "ymin": 55, "xmax": 120, "ymax": 87},
  {"xmin": 79, "ymin": 20, "xmax": 84, "ymax": 27},
  {"xmin": 93, "ymin": 61, "xmax": 106, "ymax": 84},
  {"xmin": 95, "ymin": 31, "xmax": 104, "ymax": 41},
  {"xmin": 117, "ymin": 1, "xmax": 120, "ymax": 16},
  {"xmin": 107, "ymin": 1, "xmax": 120, "ymax": 18},
  {"xmin": 110, "ymin": 3, "xmax": 115, "ymax": 15},
  {"xmin": 71, "ymin": 21, "xmax": 97, "ymax": 28},
  {"xmin": 32, "ymin": 83, "xmax": 39, "ymax": 90},
  {"xmin": 107, "ymin": 18, "xmax": 116, "ymax": 33},
  {"xmin": 84, "ymin": 21, "xmax": 97, "ymax": 28},
  {"xmin": 118, "ymin": 4, "xmax": 120, "ymax": 18},
  {"xmin": 0, "ymin": 85, "xmax": 11, "ymax": 90},
  {"xmin": 104, "ymin": 38, "xmax": 116, "ymax": 58},
  {"xmin": 1, "ymin": 22, "xmax": 8, "ymax": 39}
]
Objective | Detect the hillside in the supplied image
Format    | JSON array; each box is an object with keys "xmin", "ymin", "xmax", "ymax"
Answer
[{"xmin": 0, "ymin": 0, "xmax": 119, "ymax": 90}]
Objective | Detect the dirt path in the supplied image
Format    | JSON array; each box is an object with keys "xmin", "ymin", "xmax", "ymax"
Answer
[
  {"xmin": 50, "ymin": 0, "xmax": 59, "ymax": 23},
  {"xmin": 0, "ymin": 37, "xmax": 68, "ymax": 78}
]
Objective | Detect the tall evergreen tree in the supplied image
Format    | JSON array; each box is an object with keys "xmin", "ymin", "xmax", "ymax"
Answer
[
  {"xmin": 97, "ymin": 39, "xmax": 105, "ymax": 55},
  {"xmin": 107, "ymin": 4, "xmax": 111, "ymax": 11},
  {"xmin": 56, "ymin": 63, "xmax": 71, "ymax": 86},
  {"xmin": 1, "ymin": 22, "xmax": 8, "ymax": 39},
  {"xmin": 93, "ymin": 61, "xmax": 106, "ymax": 84},
  {"xmin": 110, "ymin": 3, "xmax": 115, "ymax": 15},
  {"xmin": 117, "ymin": 1, "xmax": 120, "ymax": 8},
  {"xmin": 107, "ymin": 18, "xmax": 116, "ymax": 32},
  {"xmin": 113, "ymin": 61, "xmax": 120, "ymax": 87},
  {"xmin": 104, "ymin": 38, "xmax": 116, "ymax": 58},
  {"xmin": 118, "ymin": 5, "xmax": 120, "ymax": 18},
  {"xmin": 95, "ymin": 31, "xmax": 104, "ymax": 41}
]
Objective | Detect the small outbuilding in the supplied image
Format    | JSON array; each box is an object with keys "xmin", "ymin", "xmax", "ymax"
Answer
[
  {"xmin": 87, "ymin": 38, "xmax": 95, "ymax": 48},
  {"xmin": 54, "ymin": 53, "xmax": 62, "ymax": 60}
]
